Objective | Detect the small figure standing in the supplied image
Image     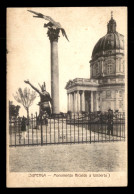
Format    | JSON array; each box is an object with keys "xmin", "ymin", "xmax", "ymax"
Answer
[
  {"xmin": 21, "ymin": 116, "xmax": 27, "ymax": 139},
  {"xmin": 107, "ymin": 109, "xmax": 113, "ymax": 136},
  {"xmin": 24, "ymin": 80, "xmax": 52, "ymax": 118}
]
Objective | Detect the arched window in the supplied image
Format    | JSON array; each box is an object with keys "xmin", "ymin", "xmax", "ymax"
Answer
[{"xmin": 107, "ymin": 64, "xmax": 113, "ymax": 74}]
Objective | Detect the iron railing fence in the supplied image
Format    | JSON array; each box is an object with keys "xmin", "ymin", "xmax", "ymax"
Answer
[{"xmin": 9, "ymin": 111, "xmax": 126, "ymax": 147}]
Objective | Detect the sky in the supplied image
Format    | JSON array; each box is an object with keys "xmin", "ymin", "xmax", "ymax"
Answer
[{"xmin": 7, "ymin": 7, "xmax": 127, "ymax": 117}]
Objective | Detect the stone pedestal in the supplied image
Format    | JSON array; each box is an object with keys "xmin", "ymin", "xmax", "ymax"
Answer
[{"xmin": 47, "ymin": 28, "xmax": 60, "ymax": 114}]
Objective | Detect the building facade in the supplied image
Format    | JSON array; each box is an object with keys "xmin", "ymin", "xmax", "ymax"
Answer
[{"xmin": 65, "ymin": 13, "xmax": 125, "ymax": 113}]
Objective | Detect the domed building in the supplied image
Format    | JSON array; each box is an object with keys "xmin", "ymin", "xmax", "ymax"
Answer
[{"xmin": 65, "ymin": 13, "xmax": 125, "ymax": 113}]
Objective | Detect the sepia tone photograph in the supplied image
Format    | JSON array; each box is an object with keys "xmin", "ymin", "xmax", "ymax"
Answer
[{"xmin": 6, "ymin": 7, "xmax": 127, "ymax": 187}]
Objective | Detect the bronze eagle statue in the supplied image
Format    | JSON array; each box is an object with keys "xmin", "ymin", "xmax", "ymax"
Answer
[{"xmin": 27, "ymin": 10, "xmax": 69, "ymax": 41}]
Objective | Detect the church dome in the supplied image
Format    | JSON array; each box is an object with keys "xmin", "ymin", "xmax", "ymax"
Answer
[{"xmin": 92, "ymin": 13, "xmax": 124, "ymax": 60}]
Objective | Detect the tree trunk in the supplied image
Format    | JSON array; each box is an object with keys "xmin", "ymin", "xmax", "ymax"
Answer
[
  {"xmin": 26, "ymin": 108, "xmax": 29, "ymax": 119},
  {"xmin": 26, "ymin": 108, "xmax": 29, "ymax": 125}
]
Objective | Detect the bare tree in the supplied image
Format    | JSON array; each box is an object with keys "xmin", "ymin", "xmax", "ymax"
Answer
[{"xmin": 13, "ymin": 87, "xmax": 36, "ymax": 119}]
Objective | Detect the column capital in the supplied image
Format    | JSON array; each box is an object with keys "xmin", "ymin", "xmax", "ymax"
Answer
[
  {"xmin": 47, "ymin": 28, "xmax": 60, "ymax": 42},
  {"xmin": 79, "ymin": 90, "xmax": 85, "ymax": 94},
  {"xmin": 71, "ymin": 91, "xmax": 74, "ymax": 94}
]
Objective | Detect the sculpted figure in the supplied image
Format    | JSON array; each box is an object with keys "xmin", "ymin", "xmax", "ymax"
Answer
[
  {"xmin": 27, "ymin": 10, "xmax": 69, "ymax": 41},
  {"xmin": 24, "ymin": 80, "xmax": 52, "ymax": 117}
]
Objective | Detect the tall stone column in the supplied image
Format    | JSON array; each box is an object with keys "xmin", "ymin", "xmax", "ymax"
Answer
[
  {"xmin": 99, "ymin": 91, "xmax": 102, "ymax": 112},
  {"xmin": 72, "ymin": 92, "xmax": 74, "ymax": 112},
  {"xmin": 70, "ymin": 93, "xmax": 72, "ymax": 112},
  {"xmin": 67, "ymin": 93, "xmax": 69, "ymax": 112},
  {"xmin": 72, "ymin": 93, "xmax": 74, "ymax": 112},
  {"xmin": 74, "ymin": 92, "xmax": 77, "ymax": 112},
  {"xmin": 79, "ymin": 91, "xmax": 82, "ymax": 112},
  {"xmin": 77, "ymin": 91, "xmax": 80, "ymax": 112},
  {"xmin": 93, "ymin": 92, "xmax": 96, "ymax": 112},
  {"xmin": 47, "ymin": 28, "xmax": 60, "ymax": 114},
  {"xmin": 73, "ymin": 92, "xmax": 75, "ymax": 112},
  {"xmin": 96, "ymin": 92, "xmax": 99, "ymax": 111},
  {"xmin": 115, "ymin": 90, "xmax": 119, "ymax": 110},
  {"xmin": 91, "ymin": 91, "xmax": 94, "ymax": 112},
  {"xmin": 68, "ymin": 93, "xmax": 71, "ymax": 111},
  {"xmin": 82, "ymin": 91, "xmax": 85, "ymax": 111},
  {"xmin": 70, "ymin": 93, "xmax": 73, "ymax": 112}
]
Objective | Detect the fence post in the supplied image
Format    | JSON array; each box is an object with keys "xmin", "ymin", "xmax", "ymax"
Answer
[
  {"xmin": 70, "ymin": 113, "xmax": 71, "ymax": 142},
  {"xmin": 120, "ymin": 113, "xmax": 121, "ymax": 141},
  {"xmin": 50, "ymin": 115, "xmax": 51, "ymax": 143},
  {"xmin": 66, "ymin": 113, "xmax": 68, "ymax": 143},
  {"xmin": 46, "ymin": 115, "xmax": 47, "ymax": 145},
  {"xmin": 62, "ymin": 114, "xmax": 63, "ymax": 143},
  {"xmin": 74, "ymin": 113, "xmax": 75, "ymax": 143},
  {"xmin": 58, "ymin": 114, "xmax": 59, "ymax": 143},
  {"xmin": 89, "ymin": 113, "xmax": 91, "ymax": 144},
  {"xmin": 78, "ymin": 113, "xmax": 79, "ymax": 143},
  {"xmin": 123, "ymin": 112, "xmax": 125, "ymax": 141},
  {"xmin": 81, "ymin": 113, "xmax": 83, "ymax": 143},
  {"xmin": 54, "ymin": 114, "xmax": 55, "ymax": 144},
  {"xmin": 15, "ymin": 119, "xmax": 16, "ymax": 147},
  {"xmin": 9, "ymin": 117, "xmax": 12, "ymax": 146},
  {"xmin": 18, "ymin": 118, "xmax": 21, "ymax": 145},
  {"xmin": 35, "ymin": 112, "xmax": 38, "ymax": 145},
  {"xmin": 86, "ymin": 113, "xmax": 87, "ymax": 143},
  {"xmin": 41, "ymin": 115, "xmax": 43, "ymax": 145},
  {"xmin": 31, "ymin": 114, "xmax": 33, "ymax": 144}
]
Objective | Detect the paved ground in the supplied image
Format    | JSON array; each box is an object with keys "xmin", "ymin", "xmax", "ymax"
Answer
[{"xmin": 9, "ymin": 141, "xmax": 127, "ymax": 172}]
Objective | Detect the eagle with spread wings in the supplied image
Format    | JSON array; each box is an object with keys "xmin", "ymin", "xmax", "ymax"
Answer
[{"xmin": 27, "ymin": 10, "xmax": 69, "ymax": 41}]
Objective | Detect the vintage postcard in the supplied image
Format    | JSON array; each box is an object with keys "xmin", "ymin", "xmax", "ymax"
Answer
[{"xmin": 6, "ymin": 7, "xmax": 127, "ymax": 187}]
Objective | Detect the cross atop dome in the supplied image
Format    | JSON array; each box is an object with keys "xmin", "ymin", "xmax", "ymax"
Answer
[
  {"xmin": 111, "ymin": 11, "xmax": 113, "ymax": 19},
  {"xmin": 107, "ymin": 11, "xmax": 116, "ymax": 33}
]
